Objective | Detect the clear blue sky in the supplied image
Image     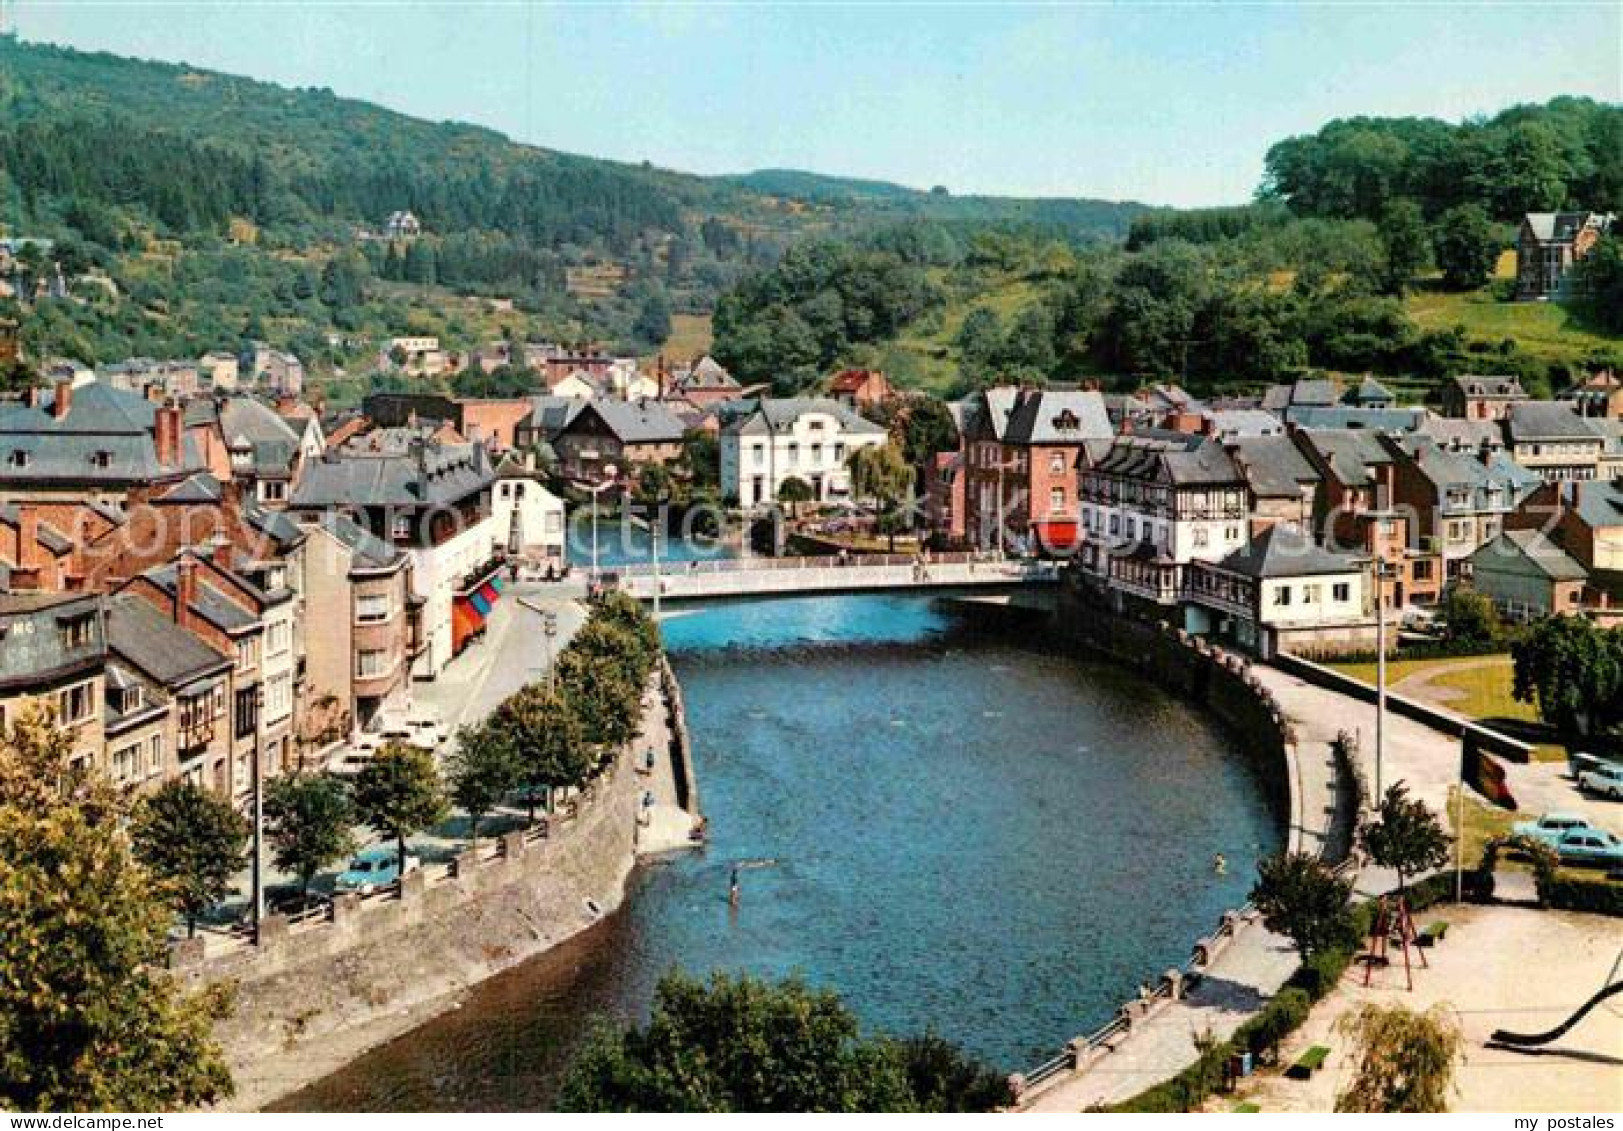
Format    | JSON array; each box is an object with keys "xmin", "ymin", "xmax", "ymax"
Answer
[{"xmin": 16, "ymin": 2, "xmax": 1622, "ymax": 207}]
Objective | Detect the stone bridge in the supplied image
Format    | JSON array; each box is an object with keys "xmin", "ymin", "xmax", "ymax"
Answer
[{"xmin": 610, "ymin": 552, "xmax": 1062, "ymax": 603}]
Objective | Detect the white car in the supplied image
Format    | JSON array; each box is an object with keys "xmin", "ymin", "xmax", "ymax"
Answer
[{"xmin": 1578, "ymin": 763, "xmax": 1623, "ymax": 801}]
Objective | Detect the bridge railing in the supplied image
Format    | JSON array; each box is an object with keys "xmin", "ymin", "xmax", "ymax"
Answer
[{"xmin": 614, "ymin": 550, "xmax": 1001, "ymax": 578}]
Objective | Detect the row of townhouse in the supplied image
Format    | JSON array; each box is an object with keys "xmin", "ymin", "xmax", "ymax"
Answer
[{"xmin": 925, "ymin": 374, "xmax": 1623, "ymax": 656}]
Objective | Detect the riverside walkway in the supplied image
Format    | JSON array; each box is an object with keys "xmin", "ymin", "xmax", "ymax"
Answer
[
  {"xmin": 613, "ymin": 552, "xmax": 1060, "ymax": 602},
  {"xmin": 1019, "ymin": 683, "xmax": 1341, "ymax": 1112}
]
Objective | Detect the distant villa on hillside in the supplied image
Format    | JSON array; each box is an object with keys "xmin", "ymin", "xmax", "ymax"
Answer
[{"xmin": 1516, "ymin": 210, "xmax": 1614, "ymax": 301}]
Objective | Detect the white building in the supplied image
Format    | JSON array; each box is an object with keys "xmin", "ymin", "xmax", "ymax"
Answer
[
  {"xmin": 1079, "ymin": 433, "xmax": 1249, "ymax": 604},
  {"xmin": 719, "ymin": 398, "xmax": 888, "ymax": 509},
  {"xmin": 1185, "ymin": 524, "xmax": 1376, "ymax": 658},
  {"xmin": 291, "ymin": 441, "xmax": 502, "ymax": 680},
  {"xmin": 492, "ymin": 454, "xmax": 566, "ymax": 565}
]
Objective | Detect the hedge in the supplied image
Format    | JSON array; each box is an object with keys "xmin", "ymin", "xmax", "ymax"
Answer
[{"xmin": 1540, "ymin": 875, "xmax": 1623, "ymax": 916}]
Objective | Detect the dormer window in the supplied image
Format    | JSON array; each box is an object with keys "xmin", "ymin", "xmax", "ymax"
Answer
[
  {"xmin": 89, "ymin": 450, "xmax": 113, "ymax": 469},
  {"xmin": 8, "ymin": 450, "xmax": 29, "ymax": 468},
  {"xmin": 1053, "ymin": 410, "xmax": 1080, "ymax": 432}
]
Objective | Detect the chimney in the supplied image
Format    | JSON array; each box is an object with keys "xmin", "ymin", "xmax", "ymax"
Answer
[
  {"xmin": 175, "ymin": 558, "xmax": 197, "ymax": 630},
  {"xmin": 154, "ymin": 406, "xmax": 182, "ymax": 468},
  {"xmin": 211, "ymin": 540, "xmax": 234, "ymax": 572},
  {"xmin": 51, "ymin": 380, "xmax": 73, "ymax": 420},
  {"xmin": 16, "ymin": 504, "xmax": 41, "ymax": 572}
]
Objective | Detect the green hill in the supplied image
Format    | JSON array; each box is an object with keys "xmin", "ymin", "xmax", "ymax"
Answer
[{"xmin": 0, "ymin": 37, "xmax": 1141, "ymax": 374}]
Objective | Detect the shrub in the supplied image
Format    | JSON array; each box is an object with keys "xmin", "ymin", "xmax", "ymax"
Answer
[{"xmin": 1538, "ymin": 875, "xmax": 1623, "ymax": 917}]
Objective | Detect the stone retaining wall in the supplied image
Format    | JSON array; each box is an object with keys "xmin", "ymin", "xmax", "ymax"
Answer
[{"xmin": 189, "ymin": 681, "xmax": 661, "ymax": 1111}]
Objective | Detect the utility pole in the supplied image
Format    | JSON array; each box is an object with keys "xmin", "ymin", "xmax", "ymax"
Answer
[{"xmin": 650, "ymin": 498, "xmax": 662, "ymax": 621}]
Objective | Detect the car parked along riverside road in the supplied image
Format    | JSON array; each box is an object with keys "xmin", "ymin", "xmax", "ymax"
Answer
[
  {"xmin": 334, "ymin": 846, "xmax": 422, "ymax": 895},
  {"xmin": 1512, "ymin": 812, "xmax": 1598, "ymax": 847},
  {"xmin": 1577, "ymin": 763, "xmax": 1623, "ymax": 801}
]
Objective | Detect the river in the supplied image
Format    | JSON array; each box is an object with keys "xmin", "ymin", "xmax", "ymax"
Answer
[{"xmin": 281, "ymin": 591, "xmax": 1282, "ymax": 1111}]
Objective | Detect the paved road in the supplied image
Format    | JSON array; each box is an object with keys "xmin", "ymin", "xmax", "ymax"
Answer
[{"xmin": 1251, "ymin": 665, "xmax": 1620, "ymax": 839}]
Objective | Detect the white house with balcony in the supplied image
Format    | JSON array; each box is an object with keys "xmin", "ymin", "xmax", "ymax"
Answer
[
  {"xmin": 1185, "ymin": 524, "xmax": 1376, "ymax": 658},
  {"xmin": 1078, "ymin": 433, "xmax": 1249, "ymax": 605},
  {"xmin": 720, "ymin": 398, "xmax": 888, "ymax": 509}
]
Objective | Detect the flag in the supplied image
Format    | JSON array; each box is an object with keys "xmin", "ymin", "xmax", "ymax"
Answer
[{"xmin": 1461, "ymin": 735, "xmax": 1516, "ymax": 810}]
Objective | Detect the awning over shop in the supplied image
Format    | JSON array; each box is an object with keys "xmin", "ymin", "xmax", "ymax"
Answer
[{"xmin": 452, "ymin": 573, "xmax": 505, "ymax": 655}]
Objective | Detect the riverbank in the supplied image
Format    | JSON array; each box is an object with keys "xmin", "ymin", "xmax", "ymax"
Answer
[
  {"xmin": 199, "ymin": 667, "xmax": 689, "ymax": 1112},
  {"xmin": 1013, "ymin": 586, "xmax": 1355, "ymax": 1111}
]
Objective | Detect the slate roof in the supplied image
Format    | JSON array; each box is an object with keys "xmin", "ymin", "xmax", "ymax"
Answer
[
  {"xmin": 1229, "ymin": 435, "xmax": 1321, "ymax": 498},
  {"xmin": 104, "ymin": 594, "xmax": 231, "ymax": 689},
  {"xmin": 1572, "ymin": 480, "xmax": 1623, "ymax": 530},
  {"xmin": 1001, "ymin": 390, "xmax": 1112, "ymax": 444},
  {"xmin": 0, "ymin": 380, "xmax": 200, "ymax": 485},
  {"xmin": 1472, "ymin": 529, "xmax": 1587, "ymax": 581},
  {"xmin": 1091, "ymin": 433, "xmax": 1239, "ymax": 485},
  {"xmin": 313, "ymin": 512, "xmax": 403, "ymax": 572},
  {"xmin": 1287, "ymin": 406, "xmax": 1424, "ymax": 431},
  {"xmin": 673, "ymin": 356, "xmax": 738, "ymax": 391},
  {"xmin": 1523, "ymin": 211, "xmax": 1614, "ymax": 243},
  {"xmin": 524, "ymin": 396, "xmax": 588, "ymax": 437},
  {"xmin": 1387, "ymin": 435, "xmax": 1539, "ymax": 514},
  {"xmin": 1343, "ymin": 376, "xmax": 1394, "ymax": 406},
  {"xmin": 1417, "ymin": 413, "xmax": 1503, "ymax": 452},
  {"xmin": 292, "ymin": 443, "xmax": 495, "ymax": 509},
  {"xmin": 579, "ymin": 398, "xmax": 691, "ymax": 444},
  {"xmin": 0, "ymin": 592, "xmax": 105, "ymax": 692},
  {"xmin": 1450, "ymin": 374, "xmax": 1525, "ymax": 400},
  {"xmin": 1506, "ymin": 401, "xmax": 1604, "ymax": 443},
  {"xmin": 1207, "ymin": 409, "xmax": 1284, "ymax": 438},
  {"xmin": 220, "ymin": 396, "xmax": 301, "ymax": 461},
  {"xmin": 1215, "ymin": 524, "xmax": 1364, "ymax": 579},
  {"xmin": 1296, "ymin": 429, "xmax": 1393, "ymax": 488},
  {"xmin": 721, "ymin": 398, "xmax": 885, "ymax": 438},
  {"xmin": 138, "ymin": 564, "xmax": 259, "ymax": 633},
  {"xmin": 157, "ymin": 472, "xmax": 225, "ymax": 504}
]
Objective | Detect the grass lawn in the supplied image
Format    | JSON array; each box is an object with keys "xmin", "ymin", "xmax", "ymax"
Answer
[
  {"xmin": 1405, "ymin": 286, "xmax": 1620, "ymax": 365},
  {"xmin": 1448, "ymin": 784, "xmax": 1521, "ymax": 868},
  {"xmin": 1328, "ymin": 655, "xmax": 1566, "ymax": 762},
  {"xmin": 660, "ymin": 312, "xmax": 714, "ymax": 362}
]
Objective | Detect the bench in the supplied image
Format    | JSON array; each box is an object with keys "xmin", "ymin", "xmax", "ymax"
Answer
[
  {"xmin": 1416, "ymin": 921, "xmax": 1449, "ymax": 947},
  {"xmin": 1286, "ymin": 1046, "xmax": 1330, "ymax": 1080}
]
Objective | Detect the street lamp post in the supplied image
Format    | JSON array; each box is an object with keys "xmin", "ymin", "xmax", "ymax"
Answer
[
  {"xmin": 541, "ymin": 608, "xmax": 558, "ymax": 694},
  {"xmin": 250, "ymin": 684, "xmax": 266, "ymax": 936},
  {"xmin": 650, "ymin": 498, "xmax": 662, "ymax": 621},
  {"xmin": 587, "ymin": 463, "xmax": 620, "ymax": 588}
]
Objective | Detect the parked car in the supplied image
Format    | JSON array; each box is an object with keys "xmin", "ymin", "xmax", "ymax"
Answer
[
  {"xmin": 333, "ymin": 846, "xmax": 421, "ymax": 894},
  {"xmin": 1578, "ymin": 763, "xmax": 1623, "ymax": 801},
  {"xmin": 1552, "ymin": 828, "xmax": 1623, "ymax": 869},
  {"xmin": 1569, "ymin": 750, "xmax": 1623, "ymax": 781},
  {"xmin": 1512, "ymin": 812, "xmax": 1597, "ymax": 847}
]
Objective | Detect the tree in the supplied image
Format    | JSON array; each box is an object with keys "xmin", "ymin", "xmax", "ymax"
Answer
[
  {"xmin": 489, "ymin": 684, "xmax": 594, "ymax": 819},
  {"xmin": 1378, "ymin": 200, "xmax": 1431, "ymax": 294},
  {"xmin": 131, "ymin": 781, "xmax": 250, "ymax": 937},
  {"xmin": 1512, "ymin": 615, "xmax": 1623, "ymax": 737},
  {"xmin": 777, "ymin": 475, "xmax": 815, "ymax": 515},
  {"xmin": 1431, "ymin": 204, "xmax": 1500, "ymax": 290},
  {"xmin": 954, "ymin": 307, "xmax": 1004, "ymax": 380},
  {"xmin": 1335, "ymin": 1003, "xmax": 1462, "ymax": 1112},
  {"xmin": 558, "ymin": 971, "xmax": 1006, "ymax": 1112},
  {"xmin": 1571, "ymin": 235, "xmax": 1623, "ymax": 333},
  {"xmin": 897, "ymin": 395, "xmax": 960, "ymax": 470},
  {"xmin": 555, "ymin": 643, "xmax": 644, "ymax": 755},
  {"xmin": 445, "ymin": 721, "xmax": 521, "ymax": 844},
  {"xmin": 633, "ymin": 287, "xmax": 672, "ymax": 348},
  {"xmin": 352, "ymin": 744, "xmax": 448, "ymax": 871},
  {"xmin": 264, "ymin": 772, "xmax": 356, "ymax": 898},
  {"xmin": 1437, "ymin": 586, "xmax": 1500, "ymax": 646},
  {"xmin": 847, "ymin": 442, "xmax": 916, "ymax": 551},
  {"xmin": 1359, "ymin": 782, "xmax": 1452, "ymax": 903},
  {"xmin": 1249, "ymin": 851, "xmax": 1355, "ymax": 960},
  {"xmin": 0, "ymin": 706, "xmax": 233, "ymax": 1111}
]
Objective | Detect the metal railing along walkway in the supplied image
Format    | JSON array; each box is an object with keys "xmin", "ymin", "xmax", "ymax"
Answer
[{"xmin": 613, "ymin": 552, "xmax": 1062, "ymax": 600}]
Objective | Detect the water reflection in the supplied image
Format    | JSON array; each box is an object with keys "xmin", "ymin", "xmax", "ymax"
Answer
[{"xmin": 281, "ymin": 596, "xmax": 1281, "ymax": 1111}]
